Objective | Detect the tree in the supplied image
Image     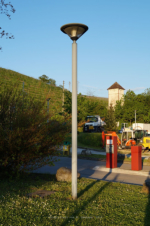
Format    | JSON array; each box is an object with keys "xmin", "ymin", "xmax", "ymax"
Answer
[
  {"xmin": 0, "ymin": 0, "xmax": 15, "ymax": 50},
  {"xmin": 49, "ymin": 78, "xmax": 56, "ymax": 86},
  {"xmin": 64, "ymin": 91, "xmax": 107, "ymax": 123},
  {"xmin": 39, "ymin": 75, "xmax": 56, "ymax": 86},
  {"xmin": 115, "ymin": 89, "xmax": 150, "ymax": 123},
  {"xmin": 104, "ymin": 104, "xmax": 117, "ymax": 132},
  {"xmin": 0, "ymin": 82, "xmax": 71, "ymax": 178}
]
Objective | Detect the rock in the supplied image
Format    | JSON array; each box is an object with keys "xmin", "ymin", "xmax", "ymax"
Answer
[
  {"xmin": 141, "ymin": 179, "xmax": 150, "ymax": 194},
  {"xmin": 56, "ymin": 167, "xmax": 80, "ymax": 182},
  {"xmin": 81, "ymin": 149, "xmax": 91, "ymax": 155}
]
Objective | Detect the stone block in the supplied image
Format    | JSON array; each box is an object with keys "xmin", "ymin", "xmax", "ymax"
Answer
[{"xmin": 56, "ymin": 167, "xmax": 80, "ymax": 182}]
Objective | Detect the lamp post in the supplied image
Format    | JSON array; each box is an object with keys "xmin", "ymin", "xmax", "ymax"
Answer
[
  {"xmin": 47, "ymin": 98, "xmax": 51, "ymax": 123},
  {"xmin": 60, "ymin": 23, "xmax": 88, "ymax": 199}
]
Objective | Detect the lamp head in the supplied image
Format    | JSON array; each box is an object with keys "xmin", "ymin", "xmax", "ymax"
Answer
[{"xmin": 60, "ymin": 23, "xmax": 88, "ymax": 41}]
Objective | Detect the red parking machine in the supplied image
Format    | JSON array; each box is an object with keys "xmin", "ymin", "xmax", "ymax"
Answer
[{"xmin": 106, "ymin": 136, "xmax": 117, "ymax": 168}]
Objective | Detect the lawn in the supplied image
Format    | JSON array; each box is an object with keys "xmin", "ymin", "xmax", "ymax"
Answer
[
  {"xmin": 0, "ymin": 172, "xmax": 150, "ymax": 225},
  {"xmin": 64, "ymin": 132, "xmax": 104, "ymax": 151}
]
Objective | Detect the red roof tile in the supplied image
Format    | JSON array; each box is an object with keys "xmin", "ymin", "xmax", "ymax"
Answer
[{"xmin": 107, "ymin": 82, "xmax": 125, "ymax": 90}]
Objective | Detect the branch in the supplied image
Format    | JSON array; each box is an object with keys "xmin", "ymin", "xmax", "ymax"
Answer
[{"xmin": 0, "ymin": 0, "xmax": 16, "ymax": 19}]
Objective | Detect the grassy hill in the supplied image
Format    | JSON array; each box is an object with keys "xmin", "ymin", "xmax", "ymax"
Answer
[
  {"xmin": 0, "ymin": 67, "xmax": 108, "ymax": 114},
  {"xmin": 82, "ymin": 95, "xmax": 108, "ymax": 102},
  {"xmin": 0, "ymin": 67, "xmax": 64, "ymax": 114}
]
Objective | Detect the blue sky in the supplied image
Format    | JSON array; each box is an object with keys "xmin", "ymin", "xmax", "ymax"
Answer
[{"xmin": 1, "ymin": 0, "xmax": 150, "ymax": 97}]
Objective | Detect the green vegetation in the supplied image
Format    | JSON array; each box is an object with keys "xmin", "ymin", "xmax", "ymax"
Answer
[
  {"xmin": 39, "ymin": 74, "xmax": 56, "ymax": 86},
  {"xmin": 64, "ymin": 132, "xmax": 104, "ymax": 150},
  {"xmin": 78, "ymin": 132, "xmax": 103, "ymax": 148},
  {"xmin": 104, "ymin": 104, "xmax": 117, "ymax": 131},
  {"xmin": 0, "ymin": 79, "xmax": 71, "ymax": 178},
  {"xmin": 0, "ymin": 67, "xmax": 108, "ymax": 122},
  {"xmin": 0, "ymin": 173, "xmax": 149, "ymax": 225},
  {"xmin": 0, "ymin": 67, "xmax": 64, "ymax": 115},
  {"xmin": 64, "ymin": 90, "xmax": 108, "ymax": 122},
  {"xmin": 115, "ymin": 89, "xmax": 150, "ymax": 124}
]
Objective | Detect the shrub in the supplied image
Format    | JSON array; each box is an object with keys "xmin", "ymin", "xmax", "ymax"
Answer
[
  {"xmin": 78, "ymin": 133, "xmax": 102, "ymax": 148},
  {"xmin": 0, "ymin": 82, "xmax": 71, "ymax": 178}
]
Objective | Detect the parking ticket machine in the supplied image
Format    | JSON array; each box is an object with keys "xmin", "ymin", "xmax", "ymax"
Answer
[{"xmin": 106, "ymin": 136, "xmax": 117, "ymax": 168}]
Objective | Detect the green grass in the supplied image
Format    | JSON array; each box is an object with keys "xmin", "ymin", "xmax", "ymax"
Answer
[{"xmin": 0, "ymin": 172, "xmax": 149, "ymax": 225}]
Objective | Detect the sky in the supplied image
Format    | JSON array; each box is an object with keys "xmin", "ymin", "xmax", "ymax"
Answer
[{"xmin": 0, "ymin": 0, "xmax": 150, "ymax": 98}]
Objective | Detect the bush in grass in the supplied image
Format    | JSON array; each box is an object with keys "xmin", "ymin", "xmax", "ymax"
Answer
[
  {"xmin": 78, "ymin": 133, "xmax": 102, "ymax": 148},
  {"xmin": 0, "ymin": 82, "xmax": 71, "ymax": 178}
]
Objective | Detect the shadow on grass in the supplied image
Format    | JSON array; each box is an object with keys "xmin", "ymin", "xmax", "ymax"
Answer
[
  {"xmin": 144, "ymin": 172, "xmax": 150, "ymax": 226},
  {"xmin": 0, "ymin": 170, "xmax": 57, "ymax": 199},
  {"xmin": 60, "ymin": 174, "xmax": 119, "ymax": 226}
]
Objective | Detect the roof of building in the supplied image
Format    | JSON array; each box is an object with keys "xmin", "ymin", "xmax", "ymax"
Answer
[{"xmin": 107, "ymin": 82, "xmax": 125, "ymax": 90}]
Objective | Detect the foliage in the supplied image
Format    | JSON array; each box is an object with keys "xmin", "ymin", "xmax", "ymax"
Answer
[
  {"xmin": 78, "ymin": 132, "xmax": 102, "ymax": 148},
  {"xmin": 104, "ymin": 104, "xmax": 117, "ymax": 131},
  {"xmin": 0, "ymin": 174, "xmax": 149, "ymax": 225},
  {"xmin": 0, "ymin": 0, "xmax": 15, "ymax": 50},
  {"xmin": 115, "ymin": 89, "xmax": 150, "ymax": 123},
  {"xmin": 39, "ymin": 74, "xmax": 56, "ymax": 86},
  {"xmin": 64, "ymin": 91, "xmax": 107, "ymax": 123},
  {"xmin": 0, "ymin": 82, "xmax": 71, "ymax": 177}
]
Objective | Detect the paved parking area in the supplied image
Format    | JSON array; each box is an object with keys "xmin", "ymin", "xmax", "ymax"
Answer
[{"xmin": 23, "ymin": 156, "xmax": 150, "ymax": 186}]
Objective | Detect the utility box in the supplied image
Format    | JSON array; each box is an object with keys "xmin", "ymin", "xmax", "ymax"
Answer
[
  {"xmin": 131, "ymin": 146, "xmax": 142, "ymax": 171},
  {"xmin": 106, "ymin": 136, "xmax": 117, "ymax": 168},
  {"xmin": 63, "ymin": 141, "xmax": 71, "ymax": 155}
]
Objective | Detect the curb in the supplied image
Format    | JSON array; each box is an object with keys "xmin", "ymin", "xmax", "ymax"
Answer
[
  {"xmin": 77, "ymin": 146, "xmax": 105, "ymax": 152},
  {"xmin": 93, "ymin": 166, "xmax": 150, "ymax": 176}
]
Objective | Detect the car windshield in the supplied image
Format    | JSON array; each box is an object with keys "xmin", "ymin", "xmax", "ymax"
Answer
[{"xmin": 86, "ymin": 117, "xmax": 98, "ymax": 122}]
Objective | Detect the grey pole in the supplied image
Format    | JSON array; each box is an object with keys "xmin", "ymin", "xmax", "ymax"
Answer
[
  {"xmin": 47, "ymin": 99, "xmax": 50, "ymax": 123},
  {"xmin": 72, "ymin": 40, "xmax": 77, "ymax": 200}
]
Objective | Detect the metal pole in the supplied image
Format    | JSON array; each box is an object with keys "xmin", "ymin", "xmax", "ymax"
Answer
[
  {"xmin": 62, "ymin": 81, "xmax": 64, "ymax": 112},
  {"xmin": 23, "ymin": 81, "xmax": 24, "ymax": 110},
  {"xmin": 47, "ymin": 100, "xmax": 49, "ymax": 123},
  {"xmin": 72, "ymin": 40, "xmax": 77, "ymax": 200}
]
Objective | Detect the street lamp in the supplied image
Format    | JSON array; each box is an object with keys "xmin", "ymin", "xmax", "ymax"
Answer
[{"xmin": 60, "ymin": 23, "xmax": 88, "ymax": 199}]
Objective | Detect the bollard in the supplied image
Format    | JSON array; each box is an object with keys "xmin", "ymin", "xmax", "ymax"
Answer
[{"xmin": 131, "ymin": 146, "xmax": 142, "ymax": 171}]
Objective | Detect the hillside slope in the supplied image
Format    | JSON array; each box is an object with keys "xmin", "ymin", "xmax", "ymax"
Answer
[
  {"xmin": 0, "ymin": 67, "xmax": 64, "ymax": 114},
  {"xmin": 0, "ymin": 67, "xmax": 108, "ymax": 114}
]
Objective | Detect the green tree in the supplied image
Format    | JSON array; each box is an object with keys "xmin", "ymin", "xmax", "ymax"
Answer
[
  {"xmin": 64, "ymin": 91, "xmax": 107, "ymax": 123},
  {"xmin": 39, "ymin": 75, "xmax": 56, "ymax": 86},
  {"xmin": 104, "ymin": 104, "xmax": 117, "ymax": 131},
  {"xmin": 114, "ymin": 99, "xmax": 123, "ymax": 121},
  {"xmin": 115, "ymin": 89, "xmax": 150, "ymax": 123}
]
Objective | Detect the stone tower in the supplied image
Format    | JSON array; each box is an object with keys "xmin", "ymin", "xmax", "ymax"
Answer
[{"xmin": 107, "ymin": 82, "xmax": 125, "ymax": 108}]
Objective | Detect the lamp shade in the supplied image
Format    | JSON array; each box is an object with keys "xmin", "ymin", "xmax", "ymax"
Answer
[{"xmin": 60, "ymin": 23, "xmax": 88, "ymax": 41}]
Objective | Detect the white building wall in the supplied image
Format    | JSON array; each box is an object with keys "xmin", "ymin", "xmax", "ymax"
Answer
[{"xmin": 108, "ymin": 89, "xmax": 124, "ymax": 108}]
